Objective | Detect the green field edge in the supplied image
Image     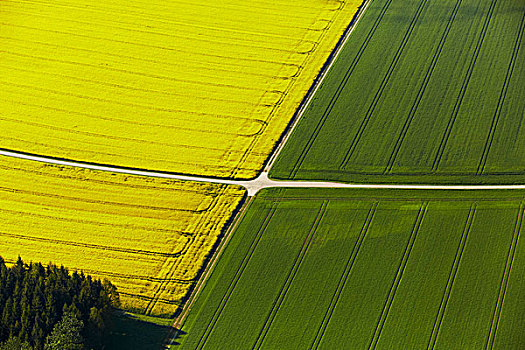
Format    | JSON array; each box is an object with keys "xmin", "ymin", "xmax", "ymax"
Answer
[
  {"xmin": 269, "ymin": 171, "xmax": 525, "ymax": 185},
  {"xmin": 176, "ymin": 187, "xmax": 525, "ymax": 349}
]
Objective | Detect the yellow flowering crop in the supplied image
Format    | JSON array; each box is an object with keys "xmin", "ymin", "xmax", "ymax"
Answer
[
  {"xmin": 0, "ymin": 157, "xmax": 245, "ymax": 316},
  {"xmin": 0, "ymin": 0, "xmax": 361, "ymax": 178}
]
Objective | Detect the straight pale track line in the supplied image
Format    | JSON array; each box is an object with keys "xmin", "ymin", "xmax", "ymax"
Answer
[{"xmin": 3, "ymin": 151, "xmax": 525, "ymax": 197}]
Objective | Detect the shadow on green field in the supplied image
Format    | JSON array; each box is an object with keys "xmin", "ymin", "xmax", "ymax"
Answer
[{"xmin": 107, "ymin": 312, "xmax": 184, "ymax": 349}]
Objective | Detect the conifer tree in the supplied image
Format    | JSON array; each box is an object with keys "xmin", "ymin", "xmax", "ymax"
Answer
[
  {"xmin": 0, "ymin": 256, "xmax": 118, "ymax": 349},
  {"xmin": 44, "ymin": 312, "xmax": 84, "ymax": 350}
]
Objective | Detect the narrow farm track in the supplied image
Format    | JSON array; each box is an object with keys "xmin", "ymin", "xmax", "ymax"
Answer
[{"xmin": 3, "ymin": 150, "xmax": 525, "ymax": 197}]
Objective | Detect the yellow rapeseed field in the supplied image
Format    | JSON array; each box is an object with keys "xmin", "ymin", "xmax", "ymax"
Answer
[
  {"xmin": 0, "ymin": 0, "xmax": 361, "ymax": 178},
  {"xmin": 0, "ymin": 156, "xmax": 245, "ymax": 316}
]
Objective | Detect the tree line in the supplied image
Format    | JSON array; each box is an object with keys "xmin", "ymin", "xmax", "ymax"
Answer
[{"xmin": 0, "ymin": 256, "xmax": 119, "ymax": 349}]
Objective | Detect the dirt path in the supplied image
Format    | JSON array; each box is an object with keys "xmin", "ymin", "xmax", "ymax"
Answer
[{"xmin": 3, "ymin": 150, "xmax": 525, "ymax": 197}]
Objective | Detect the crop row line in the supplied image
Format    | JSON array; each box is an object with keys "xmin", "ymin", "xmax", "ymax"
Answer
[
  {"xmin": 0, "ymin": 29, "xmax": 304, "ymax": 72},
  {"xmin": 0, "ymin": 164, "xmax": 232, "ymax": 196},
  {"xmin": 426, "ymin": 204, "xmax": 477, "ymax": 349},
  {"xmin": 339, "ymin": 0, "xmax": 432, "ymax": 170},
  {"xmin": 118, "ymin": 291, "xmax": 181, "ymax": 306},
  {"xmin": 94, "ymin": 0, "xmax": 347, "ymax": 16},
  {"xmin": 79, "ymin": 269, "xmax": 195, "ymax": 284},
  {"xmin": 0, "ymin": 49, "xmax": 265, "ymax": 96},
  {"xmin": 288, "ymin": 0, "xmax": 395, "ymax": 179},
  {"xmin": 2, "ymin": 134, "xmax": 262, "ymax": 173},
  {"xmin": 477, "ymin": 10, "xmax": 525, "ymax": 174},
  {"xmin": 383, "ymin": 0, "xmax": 464, "ymax": 174},
  {"xmin": 6, "ymin": 8, "xmax": 322, "ymax": 55},
  {"xmin": 431, "ymin": 0, "xmax": 499, "ymax": 172},
  {"xmin": 485, "ymin": 203, "xmax": 524, "ymax": 349},
  {"xmin": 368, "ymin": 201, "xmax": 429, "ymax": 349},
  {"xmin": 310, "ymin": 202, "xmax": 378, "ymax": 349},
  {"xmin": 194, "ymin": 205, "xmax": 279, "ymax": 349},
  {"xmin": 3, "ymin": 194, "xmax": 205, "ymax": 217},
  {"xmin": 0, "ymin": 258, "xmax": 192, "ymax": 285},
  {"xmin": 228, "ymin": 0, "xmax": 351, "ymax": 178},
  {"xmin": 144, "ymin": 186, "xmax": 231, "ymax": 315},
  {"xmin": 0, "ymin": 112, "xmax": 264, "ymax": 153},
  {"xmin": 18, "ymin": 0, "xmax": 337, "ymax": 32},
  {"xmin": 28, "ymin": 1, "xmax": 337, "ymax": 49},
  {"xmin": 1, "ymin": 60, "xmax": 289, "ymax": 106},
  {"xmin": 164, "ymin": 196, "xmax": 254, "ymax": 347},
  {"xmin": 0, "ymin": 230, "xmax": 185, "ymax": 258},
  {"xmin": 2, "ymin": 133, "xmax": 256, "ymax": 174},
  {"xmin": 0, "ymin": 59, "xmax": 262, "ymax": 97},
  {"xmin": 0, "ymin": 23, "xmax": 312, "ymax": 65},
  {"xmin": 0, "ymin": 186, "xmax": 194, "ymax": 212},
  {"xmin": 0, "ymin": 207, "xmax": 191, "ymax": 236},
  {"xmin": 252, "ymin": 201, "xmax": 329, "ymax": 349},
  {"xmin": 1, "ymin": 88, "xmax": 271, "ymax": 130}
]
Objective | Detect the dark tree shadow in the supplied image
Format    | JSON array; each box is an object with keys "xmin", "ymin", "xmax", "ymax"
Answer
[{"xmin": 106, "ymin": 313, "xmax": 186, "ymax": 350}]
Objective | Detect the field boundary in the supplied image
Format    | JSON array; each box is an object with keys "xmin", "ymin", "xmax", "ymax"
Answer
[
  {"xmin": 162, "ymin": 195, "xmax": 254, "ymax": 347},
  {"xmin": 191, "ymin": 204, "xmax": 278, "ymax": 349},
  {"xmin": 286, "ymin": 0, "xmax": 385, "ymax": 178},
  {"xmin": 4, "ymin": 150, "xmax": 525, "ymax": 197},
  {"xmin": 262, "ymin": 0, "xmax": 374, "ymax": 175}
]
